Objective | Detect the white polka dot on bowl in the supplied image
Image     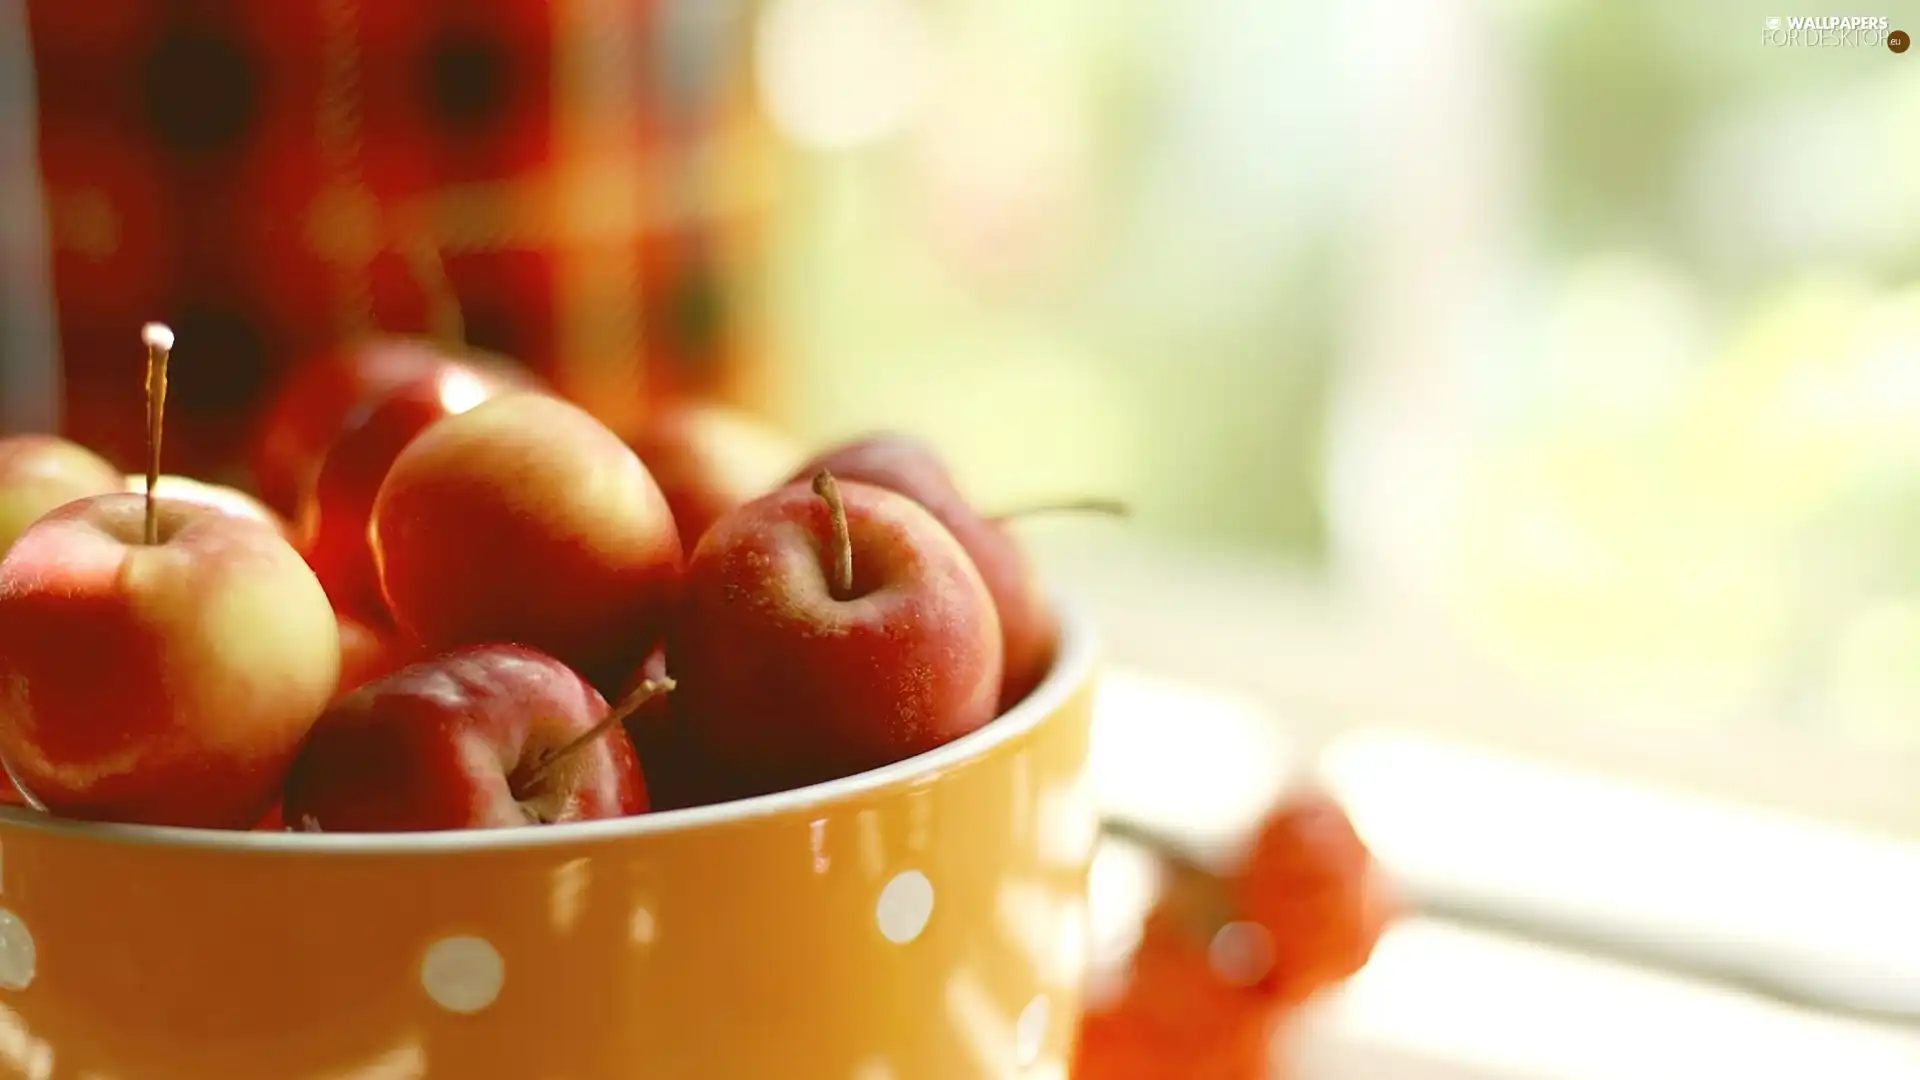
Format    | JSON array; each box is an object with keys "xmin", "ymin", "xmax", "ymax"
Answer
[
  {"xmin": 874, "ymin": 870, "xmax": 934, "ymax": 944},
  {"xmin": 420, "ymin": 935, "xmax": 505, "ymax": 1014},
  {"xmin": 0, "ymin": 909, "xmax": 34, "ymax": 991}
]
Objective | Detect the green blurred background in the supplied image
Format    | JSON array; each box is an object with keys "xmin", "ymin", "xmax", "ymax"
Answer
[{"xmin": 749, "ymin": 0, "xmax": 1920, "ymax": 756}]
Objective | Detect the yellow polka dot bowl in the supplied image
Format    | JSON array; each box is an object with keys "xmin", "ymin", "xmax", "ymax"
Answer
[{"xmin": 0, "ymin": 609, "xmax": 1098, "ymax": 1080}]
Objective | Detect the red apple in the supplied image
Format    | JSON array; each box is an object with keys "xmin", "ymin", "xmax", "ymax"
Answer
[
  {"xmin": 626, "ymin": 403, "xmax": 803, "ymax": 549},
  {"xmin": 791, "ymin": 434, "xmax": 1058, "ymax": 711},
  {"xmin": 1231, "ymin": 789, "xmax": 1396, "ymax": 1001},
  {"xmin": 255, "ymin": 802, "xmax": 286, "ymax": 832},
  {"xmin": 125, "ymin": 474, "xmax": 291, "ymax": 540},
  {"xmin": 281, "ymin": 644, "xmax": 648, "ymax": 832},
  {"xmin": 0, "ymin": 493, "xmax": 341, "ymax": 828},
  {"xmin": 672, "ymin": 472, "xmax": 1003, "ymax": 795},
  {"xmin": 248, "ymin": 336, "xmax": 537, "ymax": 514},
  {"xmin": 371, "ymin": 392, "xmax": 683, "ymax": 691},
  {"xmin": 0, "ymin": 435, "xmax": 123, "ymax": 555},
  {"xmin": 300, "ymin": 369, "xmax": 501, "ymax": 620}
]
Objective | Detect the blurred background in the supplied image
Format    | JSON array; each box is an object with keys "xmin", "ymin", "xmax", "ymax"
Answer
[
  {"xmin": 748, "ymin": 8, "xmax": 1920, "ymax": 1071},
  {"xmin": 747, "ymin": 0, "xmax": 1920, "ymax": 843},
  {"xmin": 4, "ymin": 0, "xmax": 1920, "ymax": 1076},
  {"xmin": 760, "ymin": 0, "xmax": 1920, "ymax": 785}
]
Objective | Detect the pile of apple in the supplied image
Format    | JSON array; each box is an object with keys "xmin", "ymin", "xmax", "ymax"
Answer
[{"xmin": 0, "ymin": 325, "xmax": 1081, "ymax": 833}]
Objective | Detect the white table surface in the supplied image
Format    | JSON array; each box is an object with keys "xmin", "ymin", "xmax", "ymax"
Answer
[{"xmin": 1086, "ymin": 668, "xmax": 1920, "ymax": 1080}]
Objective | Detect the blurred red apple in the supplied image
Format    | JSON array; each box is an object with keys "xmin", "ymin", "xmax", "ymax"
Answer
[
  {"xmin": 371, "ymin": 393, "xmax": 683, "ymax": 691},
  {"xmin": 0, "ymin": 493, "xmax": 341, "ymax": 828},
  {"xmin": 672, "ymin": 472, "xmax": 1003, "ymax": 795},
  {"xmin": 627, "ymin": 403, "xmax": 803, "ymax": 549},
  {"xmin": 792, "ymin": 434, "xmax": 1058, "ymax": 711},
  {"xmin": 282, "ymin": 644, "xmax": 648, "ymax": 832},
  {"xmin": 248, "ymin": 336, "xmax": 536, "ymax": 514},
  {"xmin": 0, "ymin": 434, "xmax": 123, "ymax": 555},
  {"xmin": 300, "ymin": 369, "xmax": 501, "ymax": 620},
  {"xmin": 1230, "ymin": 789, "xmax": 1396, "ymax": 1002}
]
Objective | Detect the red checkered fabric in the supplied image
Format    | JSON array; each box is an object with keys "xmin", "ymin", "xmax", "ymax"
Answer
[{"xmin": 29, "ymin": 0, "xmax": 769, "ymax": 481}]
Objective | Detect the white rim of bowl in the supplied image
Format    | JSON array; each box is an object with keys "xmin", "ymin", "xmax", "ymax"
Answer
[{"xmin": 0, "ymin": 597, "xmax": 1097, "ymax": 854}]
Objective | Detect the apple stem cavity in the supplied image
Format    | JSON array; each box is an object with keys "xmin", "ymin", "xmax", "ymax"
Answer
[
  {"xmin": 516, "ymin": 675, "xmax": 676, "ymax": 794},
  {"xmin": 140, "ymin": 321, "xmax": 174, "ymax": 546},
  {"xmin": 811, "ymin": 469, "xmax": 855, "ymax": 599},
  {"xmin": 987, "ymin": 496, "xmax": 1133, "ymax": 525}
]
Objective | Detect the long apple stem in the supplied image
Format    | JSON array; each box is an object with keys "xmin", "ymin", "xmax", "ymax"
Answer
[
  {"xmin": 517, "ymin": 676, "xmax": 676, "ymax": 792},
  {"xmin": 1101, "ymin": 815, "xmax": 1244, "ymax": 938},
  {"xmin": 988, "ymin": 496, "xmax": 1132, "ymax": 525},
  {"xmin": 811, "ymin": 469, "xmax": 854, "ymax": 598},
  {"xmin": 1100, "ymin": 816, "xmax": 1214, "ymax": 878},
  {"xmin": 140, "ymin": 322, "xmax": 174, "ymax": 545}
]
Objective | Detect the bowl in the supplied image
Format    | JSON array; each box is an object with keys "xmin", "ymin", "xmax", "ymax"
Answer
[{"xmin": 0, "ymin": 606, "xmax": 1099, "ymax": 1080}]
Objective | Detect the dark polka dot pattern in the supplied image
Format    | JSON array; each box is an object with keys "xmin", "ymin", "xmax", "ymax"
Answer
[
  {"xmin": 141, "ymin": 27, "xmax": 260, "ymax": 155},
  {"xmin": 422, "ymin": 30, "xmax": 513, "ymax": 135},
  {"xmin": 30, "ymin": 2, "xmax": 759, "ymax": 480}
]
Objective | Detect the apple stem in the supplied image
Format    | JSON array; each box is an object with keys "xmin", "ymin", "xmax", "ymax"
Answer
[
  {"xmin": 139, "ymin": 322, "xmax": 174, "ymax": 546},
  {"xmin": 516, "ymin": 676, "xmax": 676, "ymax": 793},
  {"xmin": 1101, "ymin": 816, "xmax": 1211, "ymax": 875},
  {"xmin": 811, "ymin": 469, "xmax": 854, "ymax": 598},
  {"xmin": 1102, "ymin": 815, "xmax": 1244, "ymax": 935},
  {"xmin": 988, "ymin": 497, "xmax": 1132, "ymax": 525}
]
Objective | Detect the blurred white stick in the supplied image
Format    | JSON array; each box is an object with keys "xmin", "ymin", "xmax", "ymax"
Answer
[{"xmin": 0, "ymin": 0, "xmax": 61, "ymax": 433}]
